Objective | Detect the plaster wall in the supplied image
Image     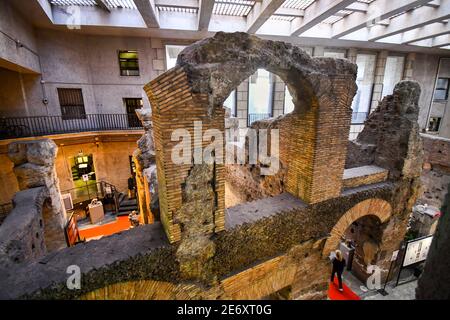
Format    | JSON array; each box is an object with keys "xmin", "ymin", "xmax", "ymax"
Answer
[{"xmin": 0, "ymin": 0, "xmax": 40, "ymax": 73}]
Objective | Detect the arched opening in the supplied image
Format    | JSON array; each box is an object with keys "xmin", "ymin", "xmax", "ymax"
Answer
[
  {"xmin": 339, "ymin": 214, "xmax": 384, "ymax": 282},
  {"xmin": 223, "ymin": 67, "xmax": 301, "ymax": 208},
  {"xmin": 323, "ymin": 198, "xmax": 392, "ymax": 285}
]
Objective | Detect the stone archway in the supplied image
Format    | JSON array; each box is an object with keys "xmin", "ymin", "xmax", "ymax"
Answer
[
  {"xmin": 322, "ymin": 198, "xmax": 392, "ymax": 257},
  {"xmin": 145, "ymin": 32, "xmax": 357, "ymax": 245},
  {"xmin": 144, "ymin": 32, "xmax": 356, "ymax": 280}
]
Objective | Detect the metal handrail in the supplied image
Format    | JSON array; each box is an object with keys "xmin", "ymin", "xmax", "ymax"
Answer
[
  {"xmin": 248, "ymin": 113, "xmax": 271, "ymax": 126},
  {"xmin": 0, "ymin": 113, "xmax": 143, "ymax": 140},
  {"xmin": 61, "ymin": 181, "xmax": 120, "ymax": 214}
]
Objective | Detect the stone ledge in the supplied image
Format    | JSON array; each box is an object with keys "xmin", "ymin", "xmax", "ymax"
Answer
[
  {"xmin": 343, "ymin": 165, "xmax": 388, "ymax": 188},
  {"xmin": 0, "ymin": 223, "xmax": 170, "ymax": 299}
]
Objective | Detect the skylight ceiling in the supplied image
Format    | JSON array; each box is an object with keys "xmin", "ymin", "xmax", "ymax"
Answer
[
  {"xmin": 213, "ymin": 0, "xmax": 256, "ymax": 17},
  {"xmin": 282, "ymin": 0, "xmax": 316, "ymax": 10},
  {"xmin": 157, "ymin": 5, "xmax": 198, "ymax": 14},
  {"xmin": 50, "ymin": 0, "xmax": 136, "ymax": 9},
  {"xmin": 46, "ymin": 0, "xmax": 450, "ymax": 51}
]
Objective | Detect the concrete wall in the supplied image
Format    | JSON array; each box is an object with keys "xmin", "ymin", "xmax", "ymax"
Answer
[
  {"xmin": 0, "ymin": 0, "xmax": 40, "ymax": 73},
  {"xmin": 412, "ymin": 54, "xmax": 441, "ymax": 131},
  {"xmin": 36, "ymin": 29, "xmax": 158, "ymax": 116}
]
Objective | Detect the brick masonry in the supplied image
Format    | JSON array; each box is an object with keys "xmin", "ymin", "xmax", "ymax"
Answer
[{"xmin": 343, "ymin": 165, "xmax": 388, "ymax": 188}]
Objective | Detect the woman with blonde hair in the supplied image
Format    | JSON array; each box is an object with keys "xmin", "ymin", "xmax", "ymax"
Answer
[{"xmin": 331, "ymin": 250, "xmax": 346, "ymax": 292}]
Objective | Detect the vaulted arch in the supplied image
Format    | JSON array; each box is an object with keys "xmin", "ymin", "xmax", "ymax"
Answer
[{"xmin": 322, "ymin": 198, "xmax": 392, "ymax": 257}]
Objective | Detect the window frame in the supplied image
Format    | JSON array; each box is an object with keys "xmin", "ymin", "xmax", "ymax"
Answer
[
  {"xmin": 118, "ymin": 50, "xmax": 140, "ymax": 77},
  {"xmin": 57, "ymin": 88, "xmax": 86, "ymax": 120},
  {"xmin": 433, "ymin": 77, "xmax": 450, "ymax": 101},
  {"xmin": 164, "ymin": 44, "xmax": 189, "ymax": 71}
]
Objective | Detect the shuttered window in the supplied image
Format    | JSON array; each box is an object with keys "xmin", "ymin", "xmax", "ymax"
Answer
[{"xmin": 57, "ymin": 88, "xmax": 86, "ymax": 120}]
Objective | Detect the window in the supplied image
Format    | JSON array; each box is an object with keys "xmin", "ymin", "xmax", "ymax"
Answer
[
  {"xmin": 57, "ymin": 88, "xmax": 86, "ymax": 120},
  {"xmin": 248, "ymin": 69, "xmax": 273, "ymax": 115},
  {"xmin": 434, "ymin": 78, "xmax": 449, "ymax": 101},
  {"xmin": 165, "ymin": 45, "xmax": 187, "ymax": 70},
  {"xmin": 124, "ymin": 98, "xmax": 143, "ymax": 128},
  {"xmin": 223, "ymin": 90, "xmax": 237, "ymax": 117},
  {"xmin": 427, "ymin": 117, "xmax": 442, "ymax": 132},
  {"xmin": 381, "ymin": 56, "xmax": 405, "ymax": 98},
  {"xmin": 118, "ymin": 50, "xmax": 139, "ymax": 76},
  {"xmin": 351, "ymin": 54, "xmax": 376, "ymax": 122},
  {"xmin": 248, "ymin": 69, "xmax": 274, "ymax": 125},
  {"xmin": 284, "ymin": 86, "xmax": 294, "ymax": 114}
]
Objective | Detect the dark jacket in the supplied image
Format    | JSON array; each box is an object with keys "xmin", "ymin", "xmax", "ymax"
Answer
[{"xmin": 332, "ymin": 258, "xmax": 346, "ymax": 274}]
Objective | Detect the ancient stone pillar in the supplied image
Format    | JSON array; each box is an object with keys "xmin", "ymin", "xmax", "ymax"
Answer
[
  {"xmin": 133, "ymin": 107, "xmax": 157, "ymax": 224},
  {"xmin": 8, "ymin": 139, "xmax": 67, "ymax": 252}
]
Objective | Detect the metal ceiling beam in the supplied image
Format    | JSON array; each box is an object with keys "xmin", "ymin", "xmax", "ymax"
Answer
[
  {"xmin": 291, "ymin": 0, "xmax": 357, "ymax": 36},
  {"xmin": 330, "ymin": 0, "xmax": 434, "ymax": 39},
  {"xmin": 368, "ymin": 0, "xmax": 450, "ymax": 41},
  {"xmin": 94, "ymin": 0, "xmax": 110, "ymax": 12},
  {"xmin": 198, "ymin": 0, "xmax": 214, "ymax": 31},
  {"xmin": 135, "ymin": 0, "xmax": 160, "ymax": 28},
  {"xmin": 431, "ymin": 34, "xmax": 450, "ymax": 47},
  {"xmin": 400, "ymin": 22, "xmax": 450, "ymax": 44},
  {"xmin": 247, "ymin": 0, "xmax": 285, "ymax": 33}
]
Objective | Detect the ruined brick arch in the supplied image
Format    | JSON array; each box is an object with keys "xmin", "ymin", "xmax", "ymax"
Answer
[
  {"xmin": 144, "ymin": 32, "xmax": 357, "ymax": 245},
  {"xmin": 322, "ymin": 198, "xmax": 392, "ymax": 257},
  {"xmin": 176, "ymin": 32, "xmax": 322, "ymax": 115}
]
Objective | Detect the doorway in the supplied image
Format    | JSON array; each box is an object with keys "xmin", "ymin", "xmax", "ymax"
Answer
[
  {"xmin": 69, "ymin": 154, "xmax": 97, "ymax": 202},
  {"xmin": 124, "ymin": 98, "xmax": 143, "ymax": 128}
]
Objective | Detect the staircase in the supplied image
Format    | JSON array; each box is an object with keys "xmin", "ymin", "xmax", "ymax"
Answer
[{"xmin": 117, "ymin": 192, "xmax": 138, "ymax": 216}]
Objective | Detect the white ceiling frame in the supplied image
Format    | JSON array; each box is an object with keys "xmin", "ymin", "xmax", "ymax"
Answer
[
  {"xmin": 368, "ymin": 0, "xmax": 450, "ymax": 41},
  {"xmin": 198, "ymin": 0, "xmax": 214, "ymax": 31},
  {"xmin": 398, "ymin": 22, "xmax": 450, "ymax": 44},
  {"xmin": 247, "ymin": 0, "xmax": 285, "ymax": 33},
  {"xmin": 291, "ymin": 0, "xmax": 358, "ymax": 36},
  {"xmin": 431, "ymin": 34, "xmax": 450, "ymax": 47},
  {"xmin": 330, "ymin": 0, "xmax": 434, "ymax": 39},
  {"xmin": 135, "ymin": 0, "xmax": 160, "ymax": 28},
  {"xmin": 94, "ymin": 0, "xmax": 110, "ymax": 12}
]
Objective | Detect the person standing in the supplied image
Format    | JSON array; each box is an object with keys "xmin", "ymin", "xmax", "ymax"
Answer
[
  {"xmin": 331, "ymin": 250, "xmax": 346, "ymax": 292},
  {"xmin": 127, "ymin": 176, "xmax": 136, "ymax": 199}
]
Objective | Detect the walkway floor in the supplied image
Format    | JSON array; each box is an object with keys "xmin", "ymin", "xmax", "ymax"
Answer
[{"xmin": 343, "ymin": 270, "xmax": 418, "ymax": 300}]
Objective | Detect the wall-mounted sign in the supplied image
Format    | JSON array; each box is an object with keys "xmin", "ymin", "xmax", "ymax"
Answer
[
  {"xmin": 82, "ymin": 174, "xmax": 89, "ymax": 182},
  {"xmin": 403, "ymin": 236, "xmax": 433, "ymax": 267}
]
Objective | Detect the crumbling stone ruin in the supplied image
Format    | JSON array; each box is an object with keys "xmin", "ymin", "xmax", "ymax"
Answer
[
  {"xmin": 133, "ymin": 107, "xmax": 159, "ymax": 224},
  {"xmin": 0, "ymin": 139, "xmax": 67, "ymax": 270},
  {"xmin": 0, "ymin": 33, "xmax": 424, "ymax": 300}
]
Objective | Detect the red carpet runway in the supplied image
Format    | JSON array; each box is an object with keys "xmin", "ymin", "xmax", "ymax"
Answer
[{"xmin": 328, "ymin": 278, "xmax": 361, "ymax": 300}]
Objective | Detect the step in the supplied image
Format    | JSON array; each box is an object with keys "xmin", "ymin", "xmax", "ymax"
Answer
[
  {"xmin": 119, "ymin": 199, "xmax": 137, "ymax": 207},
  {"xmin": 118, "ymin": 205, "xmax": 138, "ymax": 212},
  {"xmin": 118, "ymin": 193, "xmax": 126, "ymax": 203}
]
